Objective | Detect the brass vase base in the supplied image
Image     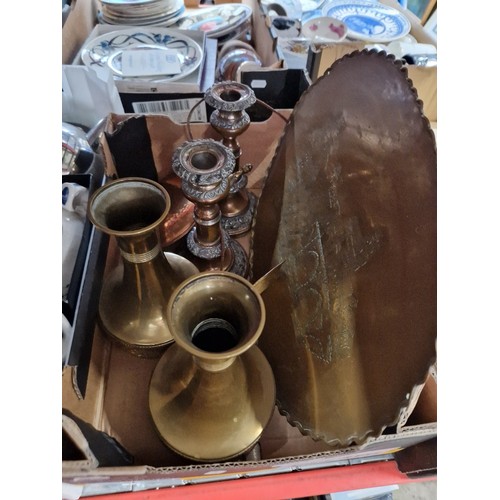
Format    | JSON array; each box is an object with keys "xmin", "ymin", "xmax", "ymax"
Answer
[
  {"xmin": 149, "ymin": 344, "xmax": 275, "ymax": 462},
  {"xmin": 98, "ymin": 252, "xmax": 199, "ymax": 358},
  {"xmin": 221, "ymin": 191, "xmax": 256, "ymax": 237}
]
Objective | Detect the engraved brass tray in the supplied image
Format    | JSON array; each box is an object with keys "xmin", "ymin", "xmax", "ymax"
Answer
[{"xmin": 250, "ymin": 50, "xmax": 437, "ymax": 446}]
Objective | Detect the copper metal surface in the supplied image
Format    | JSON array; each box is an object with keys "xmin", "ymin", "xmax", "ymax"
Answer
[
  {"xmin": 158, "ymin": 176, "xmax": 195, "ymax": 248},
  {"xmin": 205, "ymin": 81, "xmax": 257, "ymax": 235},
  {"xmin": 250, "ymin": 50, "xmax": 437, "ymax": 446},
  {"xmin": 171, "ymin": 139, "xmax": 249, "ymax": 276},
  {"xmin": 149, "ymin": 272, "xmax": 276, "ymax": 462}
]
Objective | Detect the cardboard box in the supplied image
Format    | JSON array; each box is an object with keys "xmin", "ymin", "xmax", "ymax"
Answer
[
  {"xmin": 305, "ymin": 0, "xmax": 437, "ymax": 122},
  {"xmin": 68, "ymin": 23, "xmax": 215, "ymax": 121},
  {"xmin": 62, "ymin": 0, "xmax": 309, "ymax": 122},
  {"xmin": 62, "ymin": 112, "xmax": 437, "ymax": 497}
]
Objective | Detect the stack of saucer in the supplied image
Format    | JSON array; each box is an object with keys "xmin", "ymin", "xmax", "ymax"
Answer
[{"xmin": 98, "ymin": 0, "xmax": 186, "ymax": 27}]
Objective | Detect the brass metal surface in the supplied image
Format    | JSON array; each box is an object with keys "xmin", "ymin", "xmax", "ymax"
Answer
[
  {"xmin": 250, "ymin": 50, "xmax": 437, "ymax": 446},
  {"xmin": 88, "ymin": 177, "xmax": 198, "ymax": 356},
  {"xmin": 149, "ymin": 272, "xmax": 276, "ymax": 462}
]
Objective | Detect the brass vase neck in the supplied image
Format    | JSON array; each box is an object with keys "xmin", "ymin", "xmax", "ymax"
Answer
[{"xmin": 167, "ymin": 272, "xmax": 265, "ymax": 357}]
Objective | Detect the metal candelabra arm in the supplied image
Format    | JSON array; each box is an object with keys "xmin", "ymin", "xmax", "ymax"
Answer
[{"xmin": 185, "ymin": 97, "xmax": 288, "ymax": 141}]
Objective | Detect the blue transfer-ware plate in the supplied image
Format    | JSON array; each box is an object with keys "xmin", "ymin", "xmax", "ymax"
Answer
[
  {"xmin": 80, "ymin": 28, "xmax": 203, "ymax": 82},
  {"xmin": 321, "ymin": 0, "xmax": 411, "ymax": 42}
]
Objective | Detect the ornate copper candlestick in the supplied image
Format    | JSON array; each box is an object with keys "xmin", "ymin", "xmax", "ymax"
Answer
[
  {"xmin": 172, "ymin": 139, "xmax": 249, "ymax": 277},
  {"xmin": 204, "ymin": 81, "xmax": 257, "ymax": 236}
]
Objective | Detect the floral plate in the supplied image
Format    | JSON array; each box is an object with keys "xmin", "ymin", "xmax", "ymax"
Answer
[
  {"xmin": 80, "ymin": 28, "xmax": 203, "ymax": 81},
  {"xmin": 174, "ymin": 4, "xmax": 252, "ymax": 38}
]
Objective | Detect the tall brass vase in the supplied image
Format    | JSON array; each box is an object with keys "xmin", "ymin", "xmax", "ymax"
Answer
[
  {"xmin": 88, "ymin": 177, "xmax": 198, "ymax": 357},
  {"xmin": 149, "ymin": 271, "xmax": 276, "ymax": 462}
]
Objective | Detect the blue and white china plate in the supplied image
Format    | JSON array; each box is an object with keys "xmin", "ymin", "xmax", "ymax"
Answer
[
  {"xmin": 81, "ymin": 28, "xmax": 203, "ymax": 81},
  {"xmin": 174, "ymin": 4, "xmax": 252, "ymax": 38},
  {"xmin": 321, "ymin": 0, "xmax": 410, "ymax": 42},
  {"xmin": 299, "ymin": 0, "xmax": 325, "ymax": 14}
]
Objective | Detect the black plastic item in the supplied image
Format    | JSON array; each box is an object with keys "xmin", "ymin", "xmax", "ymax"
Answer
[
  {"xmin": 63, "ymin": 158, "xmax": 107, "ymax": 398},
  {"xmin": 74, "ymin": 148, "xmax": 95, "ymax": 174},
  {"xmin": 63, "ymin": 409, "xmax": 134, "ymax": 467},
  {"xmin": 104, "ymin": 114, "xmax": 158, "ymax": 181},
  {"xmin": 67, "ymin": 227, "xmax": 109, "ymax": 398},
  {"xmin": 241, "ymin": 69, "xmax": 310, "ymax": 121}
]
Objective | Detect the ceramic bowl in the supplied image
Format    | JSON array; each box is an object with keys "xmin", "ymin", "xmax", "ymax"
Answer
[
  {"xmin": 301, "ymin": 16, "xmax": 347, "ymax": 44},
  {"xmin": 277, "ymin": 37, "xmax": 311, "ymax": 69}
]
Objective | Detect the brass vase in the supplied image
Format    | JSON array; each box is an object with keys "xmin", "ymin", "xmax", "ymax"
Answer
[
  {"xmin": 87, "ymin": 177, "xmax": 198, "ymax": 357},
  {"xmin": 149, "ymin": 271, "xmax": 276, "ymax": 462}
]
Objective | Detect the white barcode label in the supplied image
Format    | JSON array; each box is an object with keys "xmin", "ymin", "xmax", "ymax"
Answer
[{"xmin": 131, "ymin": 98, "xmax": 207, "ymax": 123}]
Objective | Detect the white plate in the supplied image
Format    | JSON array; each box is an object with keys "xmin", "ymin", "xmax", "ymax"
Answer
[
  {"xmin": 81, "ymin": 28, "xmax": 203, "ymax": 82},
  {"xmin": 174, "ymin": 4, "xmax": 252, "ymax": 38},
  {"xmin": 302, "ymin": 15, "xmax": 348, "ymax": 43},
  {"xmin": 299, "ymin": 0, "xmax": 325, "ymax": 14},
  {"xmin": 321, "ymin": 0, "xmax": 411, "ymax": 42},
  {"xmin": 98, "ymin": 6, "xmax": 186, "ymax": 27}
]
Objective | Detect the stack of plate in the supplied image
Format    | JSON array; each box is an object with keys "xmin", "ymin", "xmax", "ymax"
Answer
[
  {"xmin": 173, "ymin": 3, "xmax": 253, "ymax": 45},
  {"xmin": 98, "ymin": 0, "xmax": 186, "ymax": 27}
]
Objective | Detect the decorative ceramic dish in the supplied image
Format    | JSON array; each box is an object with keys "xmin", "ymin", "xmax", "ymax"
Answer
[
  {"xmin": 261, "ymin": 0, "xmax": 303, "ymax": 19},
  {"xmin": 299, "ymin": 0, "xmax": 325, "ymax": 14},
  {"xmin": 174, "ymin": 4, "xmax": 252, "ymax": 38},
  {"xmin": 321, "ymin": 0, "xmax": 411, "ymax": 42},
  {"xmin": 81, "ymin": 28, "xmax": 203, "ymax": 81},
  {"xmin": 302, "ymin": 15, "xmax": 348, "ymax": 43},
  {"xmin": 271, "ymin": 16, "xmax": 302, "ymax": 38}
]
